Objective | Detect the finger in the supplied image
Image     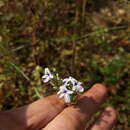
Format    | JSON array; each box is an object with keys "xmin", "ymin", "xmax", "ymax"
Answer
[
  {"xmin": 43, "ymin": 84, "xmax": 108, "ymax": 130},
  {"xmin": 89, "ymin": 107, "xmax": 117, "ymax": 130},
  {"xmin": 4, "ymin": 95, "xmax": 66, "ymax": 130}
]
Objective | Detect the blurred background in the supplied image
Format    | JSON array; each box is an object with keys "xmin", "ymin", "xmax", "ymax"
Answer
[{"xmin": 0, "ymin": 0, "xmax": 130, "ymax": 129}]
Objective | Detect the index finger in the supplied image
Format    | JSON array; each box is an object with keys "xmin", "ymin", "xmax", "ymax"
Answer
[
  {"xmin": 43, "ymin": 84, "xmax": 108, "ymax": 130},
  {"xmin": 4, "ymin": 95, "xmax": 66, "ymax": 130}
]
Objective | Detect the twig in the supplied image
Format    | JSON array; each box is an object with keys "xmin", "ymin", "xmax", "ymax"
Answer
[
  {"xmin": 33, "ymin": 87, "xmax": 43, "ymax": 99},
  {"xmin": 49, "ymin": 25, "xmax": 129, "ymax": 43},
  {"xmin": 0, "ymin": 42, "xmax": 36, "ymax": 59},
  {"xmin": 9, "ymin": 62, "xmax": 31, "ymax": 82}
]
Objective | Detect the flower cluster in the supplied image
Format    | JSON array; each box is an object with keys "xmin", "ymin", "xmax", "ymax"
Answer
[{"xmin": 42, "ymin": 68, "xmax": 84, "ymax": 103}]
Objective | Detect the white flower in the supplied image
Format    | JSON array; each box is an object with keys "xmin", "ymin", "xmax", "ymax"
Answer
[
  {"xmin": 42, "ymin": 68, "xmax": 53, "ymax": 83},
  {"xmin": 57, "ymin": 85, "xmax": 73, "ymax": 103},
  {"xmin": 63, "ymin": 76, "xmax": 84, "ymax": 93},
  {"xmin": 63, "ymin": 76, "xmax": 75, "ymax": 85},
  {"xmin": 72, "ymin": 80, "xmax": 84, "ymax": 92}
]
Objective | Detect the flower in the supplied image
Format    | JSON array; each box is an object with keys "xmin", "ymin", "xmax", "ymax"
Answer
[
  {"xmin": 72, "ymin": 80, "xmax": 84, "ymax": 92},
  {"xmin": 63, "ymin": 76, "xmax": 84, "ymax": 93},
  {"xmin": 42, "ymin": 68, "xmax": 53, "ymax": 83},
  {"xmin": 57, "ymin": 85, "xmax": 73, "ymax": 103},
  {"xmin": 63, "ymin": 76, "xmax": 75, "ymax": 85}
]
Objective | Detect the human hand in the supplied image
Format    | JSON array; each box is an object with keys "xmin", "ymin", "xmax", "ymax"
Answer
[{"xmin": 0, "ymin": 84, "xmax": 116, "ymax": 130}]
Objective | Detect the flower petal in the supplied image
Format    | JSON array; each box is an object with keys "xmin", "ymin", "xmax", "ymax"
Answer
[
  {"xmin": 59, "ymin": 85, "xmax": 66, "ymax": 89},
  {"xmin": 45, "ymin": 68, "xmax": 51, "ymax": 74},
  {"xmin": 43, "ymin": 77, "xmax": 49, "ymax": 83},
  {"xmin": 67, "ymin": 90, "xmax": 73, "ymax": 94},
  {"xmin": 77, "ymin": 85, "xmax": 84, "ymax": 92},
  {"xmin": 72, "ymin": 85, "xmax": 76, "ymax": 91},
  {"xmin": 64, "ymin": 94, "xmax": 71, "ymax": 103},
  {"xmin": 42, "ymin": 75, "xmax": 48, "ymax": 79}
]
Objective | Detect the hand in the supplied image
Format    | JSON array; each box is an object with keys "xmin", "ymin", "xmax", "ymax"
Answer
[{"xmin": 0, "ymin": 84, "xmax": 117, "ymax": 130}]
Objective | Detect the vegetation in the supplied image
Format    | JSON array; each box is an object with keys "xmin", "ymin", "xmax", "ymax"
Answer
[{"xmin": 0, "ymin": 0, "xmax": 130, "ymax": 129}]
